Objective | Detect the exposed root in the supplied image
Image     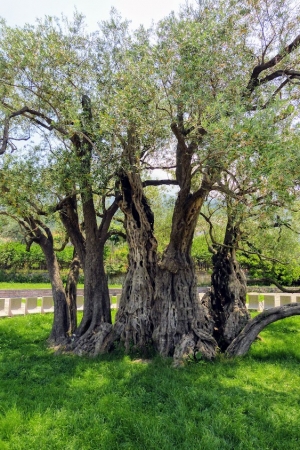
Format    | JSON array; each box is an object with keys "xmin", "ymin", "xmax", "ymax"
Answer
[
  {"xmin": 70, "ymin": 322, "xmax": 113, "ymax": 356},
  {"xmin": 47, "ymin": 335, "xmax": 70, "ymax": 349},
  {"xmin": 173, "ymin": 329, "xmax": 218, "ymax": 367}
]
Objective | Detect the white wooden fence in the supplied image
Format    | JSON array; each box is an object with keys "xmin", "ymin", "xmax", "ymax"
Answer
[
  {"xmin": 0, "ymin": 293, "xmax": 299, "ymax": 318},
  {"xmin": 0, "ymin": 294, "xmax": 121, "ymax": 318},
  {"xmin": 246, "ymin": 293, "xmax": 300, "ymax": 311}
]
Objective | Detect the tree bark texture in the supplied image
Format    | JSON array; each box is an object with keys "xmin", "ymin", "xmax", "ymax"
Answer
[
  {"xmin": 151, "ymin": 125, "xmax": 217, "ymax": 362},
  {"xmin": 209, "ymin": 250, "xmax": 250, "ymax": 351},
  {"xmin": 208, "ymin": 221, "xmax": 250, "ymax": 350},
  {"xmin": 76, "ymin": 239, "xmax": 111, "ymax": 337},
  {"xmin": 39, "ymin": 233, "xmax": 70, "ymax": 344},
  {"xmin": 23, "ymin": 217, "xmax": 70, "ymax": 345},
  {"xmin": 226, "ymin": 303, "xmax": 300, "ymax": 357},
  {"xmin": 100, "ymin": 169, "xmax": 157, "ymax": 354},
  {"xmin": 153, "ymin": 263, "xmax": 216, "ymax": 364},
  {"xmin": 65, "ymin": 253, "xmax": 80, "ymax": 334},
  {"xmin": 152, "ymin": 181, "xmax": 216, "ymax": 360},
  {"xmin": 152, "ymin": 257, "xmax": 217, "ymax": 363},
  {"xmin": 59, "ymin": 196, "xmax": 86, "ymax": 268}
]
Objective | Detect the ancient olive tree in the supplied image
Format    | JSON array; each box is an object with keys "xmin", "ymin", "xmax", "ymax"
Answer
[
  {"xmin": 198, "ymin": 133, "xmax": 300, "ymax": 351},
  {"xmin": 0, "ymin": 153, "xmax": 73, "ymax": 343},
  {"xmin": 1, "ymin": 1, "xmax": 300, "ymax": 361},
  {"xmin": 149, "ymin": 0, "xmax": 300, "ymax": 360},
  {"xmin": 0, "ymin": 14, "xmax": 122, "ymax": 345},
  {"xmin": 88, "ymin": 15, "xmax": 175, "ymax": 354}
]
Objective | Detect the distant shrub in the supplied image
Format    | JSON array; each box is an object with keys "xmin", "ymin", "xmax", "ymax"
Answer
[
  {"xmin": 0, "ymin": 269, "xmax": 85, "ymax": 284},
  {"xmin": 0, "ymin": 242, "xmax": 73, "ymax": 271}
]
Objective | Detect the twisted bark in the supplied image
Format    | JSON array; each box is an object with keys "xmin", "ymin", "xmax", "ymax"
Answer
[
  {"xmin": 208, "ymin": 248, "xmax": 250, "ymax": 351},
  {"xmin": 99, "ymin": 169, "xmax": 157, "ymax": 355},
  {"xmin": 226, "ymin": 303, "xmax": 300, "ymax": 357}
]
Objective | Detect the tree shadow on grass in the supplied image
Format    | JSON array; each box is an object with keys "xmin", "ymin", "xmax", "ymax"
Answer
[{"xmin": 0, "ymin": 315, "xmax": 300, "ymax": 449}]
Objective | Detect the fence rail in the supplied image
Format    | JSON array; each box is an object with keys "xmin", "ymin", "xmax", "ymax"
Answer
[
  {"xmin": 246, "ymin": 293, "xmax": 300, "ymax": 311},
  {"xmin": 0, "ymin": 294, "xmax": 121, "ymax": 318},
  {"xmin": 0, "ymin": 293, "xmax": 300, "ymax": 318}
]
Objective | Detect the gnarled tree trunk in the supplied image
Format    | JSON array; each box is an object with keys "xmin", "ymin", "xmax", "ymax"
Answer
[
  {"xmin": 77, "ymin": 240, "xmax": 111, "ymax": 336},
  {"xmin": 36, "ymin": 228, "xmax": 70, "ymax": 344},
  {"xmin": 152, "ymin": 190, "xmax": 217, "ymax": 363},
  {"xmin": 45, "ymin": 247, "xmax": 70, "ymax": 345},
  {"xmin": 151, "ymin": 120, "xmax": 217, "ymax": 363},
  {"xmin": 65, "ymin": 253, "xmax": 80, "ymax": 335},
  {"xmin": 59, "ymin": 190, "xmax": 120, "ymax": 355},
  {"xmin": 207, "ymin": 220, "xmax": 250, "ymax": 351},
  {"xmin": 59, "ymin": 195, "xmax": 112, "ymax": 346},
  {"xmin": 100, "ymin": 169, "xmax": 157, "ymax": 355},
  {"xmin": 65, "ymin": 97, "xmax": 118, "ymax": 352},
  {"xmin": 69, "ymin": 204, "xmax": 114, "ymax": 357},
  {"xmin": 22, "ymin": 216, "xmax": 70, "ymax": 345},
  {"xmin": 208, "ymin": 249, "xmax": 250, "ymax": 351}
]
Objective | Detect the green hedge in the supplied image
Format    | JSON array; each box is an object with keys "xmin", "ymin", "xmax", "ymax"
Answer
[
  {"xmin": 0, "ymin": 242, "xmax": 74, "ymax": 271},
  {"xmin": 0, "ymin": 269, "xmax": 85, "ymax": 284}
]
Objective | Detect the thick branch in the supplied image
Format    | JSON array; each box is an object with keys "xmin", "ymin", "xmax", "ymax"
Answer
[
  {"xmin": 54, "ymin": 233, "xmax": 70, "ymax": 252},
  {"xmin": 0, "ymin": 117, "xmax": 10, "ymax": 154},
  {"xmin": 59, "ymin": 196, "xmax": 86, "ymax": 267},
  {"xmin": 171, "ymin": 122, "xmax": 188, "ymax": 150},
  {"xmin": 190, "ymin": 171, "xmax": 212, "ymax": 201},
  {"xmin": 226, "ymin": 303, "xmax": 300, "ymax": 357},
  {"xmin": 143, "ymin": 163, "xmax": 177, "ymax": 170},
  {"xmin": 98, "ymin": 200, "xmax": 119, "ymax": 245},
  {"xmin": 1, "ymin": 103, "xmax": 68, "ymax": 136},
  {"xmin": 33, "ymin": 217, "xmax": 53, "ymax": 244},
  {"xmin": 246, "ymin": 34, "xmax": 300, "ymax": 93},
  {"xmin": 260, "ymin": 69, "xmax": 300, "ymax": 86},
  {"xmin": 143, "ymin": 179, "xmax": 179, "ymax": 187}
]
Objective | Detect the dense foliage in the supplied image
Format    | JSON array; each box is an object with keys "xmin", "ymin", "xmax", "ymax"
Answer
[
  {"xmin": 0, "ymin": 0, "xmax": 300, "ymax": 358},
  {"xmin": 0, "ymin": 242, "xmax": 73, "ymax": 270}
]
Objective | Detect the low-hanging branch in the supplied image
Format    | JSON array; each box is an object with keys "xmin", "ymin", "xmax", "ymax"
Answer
[
  {"xmin": 226, "ymin": 303, "xmax": 300, "ymax": 357},
  {"xmin": 142, "ymin": 163, "xmax": 177, "ymax": 170}
]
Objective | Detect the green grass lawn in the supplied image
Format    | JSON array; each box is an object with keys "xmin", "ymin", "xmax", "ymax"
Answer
[{"xmin": 0, "ymin": 313, "xmax": 300, "ymax": 449}]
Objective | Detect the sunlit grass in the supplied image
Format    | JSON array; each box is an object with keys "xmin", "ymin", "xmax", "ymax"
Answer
[{"xmin": 0, "ymin": 313, "xmax": 300, "ymax": 449}]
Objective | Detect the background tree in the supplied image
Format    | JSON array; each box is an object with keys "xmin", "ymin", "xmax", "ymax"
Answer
[
  {"xmin": 0, "ymin": 152, "xmax": 72, "ymax": 342},
  {"xmin": 0, "ymin": 14, "xmax": 123, "ymax": 347}
]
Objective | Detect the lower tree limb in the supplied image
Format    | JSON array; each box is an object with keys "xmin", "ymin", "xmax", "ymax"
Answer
[{"xmin": 226, "ymin": 303, "xmax": 300, "ymax": 357}]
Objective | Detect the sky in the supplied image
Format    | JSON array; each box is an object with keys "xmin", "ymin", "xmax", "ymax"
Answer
[{"xmin": 0, "ymin": 0, "xmax": 188, "ymax": 30}]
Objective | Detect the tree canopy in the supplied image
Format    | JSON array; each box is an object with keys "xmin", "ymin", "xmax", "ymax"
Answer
[{"xmin": 1, "ymin": 0, "xmax": 300, "ymax": 362}]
